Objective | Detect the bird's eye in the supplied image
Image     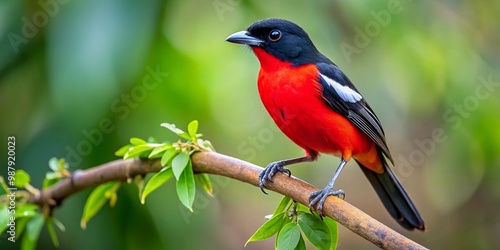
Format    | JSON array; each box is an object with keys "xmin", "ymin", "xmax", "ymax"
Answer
[{"xmin": 269, "ymin": 30, "xmax": 281, "ymax": 41}]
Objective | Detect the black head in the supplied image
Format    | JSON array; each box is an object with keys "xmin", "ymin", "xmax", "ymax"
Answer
[{"xmin": 226, "ymin": 18, "xmax": 329, "ymax": 66}]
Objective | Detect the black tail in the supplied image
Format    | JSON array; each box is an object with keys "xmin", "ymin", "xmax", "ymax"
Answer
[{"xmin": 357, "ymin": 158, "xmax": 426, "ymax": 231}]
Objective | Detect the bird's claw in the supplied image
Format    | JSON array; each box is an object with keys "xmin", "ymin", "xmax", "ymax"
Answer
[
  {"xmin": 258, "ymin": 161, "xmax": 292, "ymax": 194},
  {"xmin": 308, "ymin": 188, "xmax": 345, "ymax": 219}
]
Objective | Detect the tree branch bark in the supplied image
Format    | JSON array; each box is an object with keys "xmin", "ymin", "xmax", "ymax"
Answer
[{"xmin": 28, "ymin": 151, "xmax": 427, "ymax": 250}]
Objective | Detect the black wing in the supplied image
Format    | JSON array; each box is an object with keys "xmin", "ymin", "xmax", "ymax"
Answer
[{"xmin": 316, "ymin": 62, "xmax": 393, "ymax": 163}]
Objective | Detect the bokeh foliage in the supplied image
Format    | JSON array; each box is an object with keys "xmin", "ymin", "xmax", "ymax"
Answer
[{"xmin": 1, "ymin": 0, "xmax": 499, "ymax": 249}]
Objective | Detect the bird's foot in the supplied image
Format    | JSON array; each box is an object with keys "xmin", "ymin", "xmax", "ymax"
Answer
[
  {"xmin": 258, "ymin": 161, "xmax": 292, "ymax": 194},
  {"xmin": 308, "ymin": 187, "xmax": 345, "ymax": 219}
]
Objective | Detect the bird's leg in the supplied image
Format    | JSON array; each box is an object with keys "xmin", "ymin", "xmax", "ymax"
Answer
[
  {"xmin": 259, "ymin": 156, "xmax": 313, "ymax": 194},
  {"xmin": 308, "ymin": 158, "xmax": 347, "ymax": 219}
]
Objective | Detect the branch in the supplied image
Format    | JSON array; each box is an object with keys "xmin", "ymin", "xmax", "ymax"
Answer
[{"xmin": 29, "ymin": 152, "xmax": 427, "ymax": 250}]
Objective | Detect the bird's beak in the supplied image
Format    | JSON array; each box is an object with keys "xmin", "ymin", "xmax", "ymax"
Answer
[{"xmin": 226, "ymin": 31, "xmax": 264, "ymax": 46}]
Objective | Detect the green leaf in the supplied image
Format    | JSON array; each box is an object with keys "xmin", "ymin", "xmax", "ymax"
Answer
[
  {"xmin": 124, "ymin": 145, "xmax": 153, "ymax": 159},
  {"xmin": 141, "ymin": 167, "xmax": 174, "ymax": 204},
  {"xmin": 81, "ymin": 182, "xmax": 120, "ymax": 229},
  {"xmin": 161, "ymin": 122, "xmax": 184, "ymax": 134},
  {"xmin": 45, "ymin": 172, "xmax": 58, "ymax": 180},
  {"xmin": 16, "ymin": 204, "xmax": 38, "ymax": 218},
  {"xmin": 295, "ymin": 203, "xmax": 310, "ymax": 213},
  {"xmin": 148, "ymin": 144, "xmax": 172, "ymax": 159},
  {"xmin": 172, "ymin": 152, "xmax": 190, "ymax": 180},
  {"xmin": 106, "ymin": 187, "xmax": 118, "ymax": 207},
  {"xmin": 48, "ymin": 157, "xmax": 59, "ymax": 171},
  {"xmin": 51, "ymin": 217, "xmax": 66, "ymax": 232},
  {"xmin": 274, "ymin": 196, "xmax": 292, "ymax": 216},
  {"xmin": 161, "ymin": 123, "xmax": 192, "ymax": 140},
  {"xmin": 44, "ymin": 158, "xmax": 68, "ymax": 189},
  {"xmin": 297, "ymin": 212, "xmax": 331, "ymax": 250},
  {"xmin": 187, "ymin": 120, "xmax": 199, "ymax": 139},
  {"xmin": 246, "ymin": 211, "xmax": 287, "ymax": 246},
  {"xmin": 135, "ymin": 175, "xmax": 145, "ymax": 200},
  {"xmin": 14, "ymin": 169, "xmax": 31, "ymax": 188},
  {"xmin": 194, "ymin": 173, "xmax": 213, "ymax": 196},
  {"xmin": 176, "ymin": 161, "xmax": 195, "ymax": 211},
  {"xmin": 46, "ymin": 218, "xmax": 59, "ymax": 247},
  {"xmin": 130, "ymin": 137, "xmax": 147, "ymax": 145},
  {"xmin": 161, "ymin": 148, "xmax": 178, "ymax": 166},
  {"xmin": 21, "ymin": 213, "xmax": 44, "ymax": 250},
  {"xmin": 58, "ymin": 158, "xmax": 68, "ymax": 170},
  {"xmin": 115, "ymin": 144, "xmax": 133, "ymax": 157},
  {"xmin": 295, "ymin": 233, "xmax": 307, "ymax": 250},
  {"xmin": 0, "ymin": 206, "xmax": 9, "ymax": 234},
  {"xmin": 276, "ymin": 222, "xmax": 301, "ymax": 250},
  {"xmin": 198, "ymin": 139, "xmax": 214, "ymax": 151},
  {"xmin": 16, "ymin": 217, "xmax": 30, "ymax": 239},
  {"xmin": 324, "ymin": 217, "xmax": 338, "ymax": 249},
  {"xmin": 0, "ymin": 177, "xmax": 9, "ymax": 194}
]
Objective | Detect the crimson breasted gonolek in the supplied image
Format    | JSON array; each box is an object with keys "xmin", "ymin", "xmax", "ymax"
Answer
[{"xmin": 226, "ymin": 18, "xmax": 425, "ymax": 231}]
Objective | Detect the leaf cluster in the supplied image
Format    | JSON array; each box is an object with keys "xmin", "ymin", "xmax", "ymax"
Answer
[
  {"xmin": 247, "ymin": 196, "xmax": 338, "ymax": 250},
  {"xmin": 0, "ymin": 166, "xmax": 66, "ymax": 250},
  {"xmin": 82, "ymin": 120, "xmax": 215, "ymax": 228},
  {"xmin": 0, "ymin": 120, "xmax": 214, "ymax": 249}
]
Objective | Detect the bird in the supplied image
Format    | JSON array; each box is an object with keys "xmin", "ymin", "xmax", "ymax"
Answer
[{"xmin": 225, "ymin": 18, "xmax": 425, "ymax": 231}]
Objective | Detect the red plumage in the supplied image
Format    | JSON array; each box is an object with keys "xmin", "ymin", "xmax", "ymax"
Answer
[
  {"xmin": 226, "ymin": 18, "xmax": 425, "ymax": 231},
  {"xmin": 254, "ymin": 48, "xmax": 382, "ymax": 173}
]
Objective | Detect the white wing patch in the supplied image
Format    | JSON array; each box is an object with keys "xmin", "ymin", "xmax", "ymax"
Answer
[{"xmin": 320, "ymin": 74, "xmax": 362, "ymax": 103}]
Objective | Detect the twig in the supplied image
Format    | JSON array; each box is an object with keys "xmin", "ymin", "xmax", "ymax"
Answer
[{"xmin": 28, "ymin": 151, "xmax": 427, "ymax": 250}]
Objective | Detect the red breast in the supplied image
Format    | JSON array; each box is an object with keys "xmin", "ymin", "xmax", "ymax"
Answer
[{"xmin": 253, "ymin": 48, "xmax": 383, "ymax": 173}]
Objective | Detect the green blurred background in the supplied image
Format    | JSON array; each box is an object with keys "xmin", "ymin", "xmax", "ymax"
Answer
[{"xmin": 1, "ymin": 0, "xmax": 499, "ymax": 249}]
